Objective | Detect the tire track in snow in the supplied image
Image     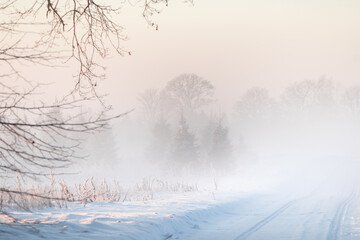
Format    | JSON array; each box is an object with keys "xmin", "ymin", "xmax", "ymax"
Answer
[
  {"xmin": 326, "ymin": 188, "xmax": 358, "ymax": 240},
  {"xmin": 233, "ymin": 198, "xmax": 300, "ymax": 240}
]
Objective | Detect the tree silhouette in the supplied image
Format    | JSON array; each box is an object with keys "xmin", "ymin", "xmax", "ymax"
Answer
[
  {"xmin": 163, "ymin": 73, "xmax": 215, "ymax": 114},
  {"xmin": 147, "ymin": 116, "xmax": 173, "ymax": 167},
  {"xmin": 169, "ymin": 113, "xmax": 198, "ymax": 174},
  {"xmin": 208, "ymin": 118, "xmax": 232, "ymax": 173}
]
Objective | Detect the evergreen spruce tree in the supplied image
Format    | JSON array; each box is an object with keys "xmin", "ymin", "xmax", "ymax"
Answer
[
  {"xmin": 200, "ymin": 115, "xmax": 217, "ymax": 154},
  {"xmin": 170, "ymin": 113, "xmax": 198, "ymax": 173},
  {"xmin": 147, "ymin": 116, "xmax": 172, "ymax": 166},
  {"xmin": 209, "ymin": 119, "xmax": 233, "ymax": 173}
]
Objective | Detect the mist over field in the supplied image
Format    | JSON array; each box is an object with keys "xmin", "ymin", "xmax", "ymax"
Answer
[
  {"xmin": 2, "ymin": 0, "xmax": 360, "ymax": 239},
  {"xmin": 66, "ymin": 76, "xmax": 360, "ymax": 195}
]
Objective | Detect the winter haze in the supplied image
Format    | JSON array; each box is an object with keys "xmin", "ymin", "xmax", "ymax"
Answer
[
  {"xmin": 71, "ymin": 0, "xmax": 360, "ymax": 186},
  {"xmin": 2, "ymin": 0, "xmax": 360, "ymax": 239}
]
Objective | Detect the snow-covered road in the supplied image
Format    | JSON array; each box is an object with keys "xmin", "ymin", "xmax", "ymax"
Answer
[
  {"xmin": 181, "ymin": 186, "xmax": 360, "ymax": 240},
  {"xmin": 2, "ymin": 186, "xmax": 360, "ymax": 240},
  {"xmin": 2, "ymin": 156, "xmax": 360, "ymax": 240}
]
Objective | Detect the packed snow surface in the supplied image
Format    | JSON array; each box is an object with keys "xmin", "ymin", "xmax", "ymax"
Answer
[
  {"xmin": 2, "ymin": 186, "xmax": 360, "ymax": 240},
  {"xmin": 2, "ymin": 157, "xmax": 360, "ymax": 239}
]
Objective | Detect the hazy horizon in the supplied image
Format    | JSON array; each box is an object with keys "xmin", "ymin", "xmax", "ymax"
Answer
[{"xmin": 20, "ymin": 0, "xmax": 359, "ymax": 115}]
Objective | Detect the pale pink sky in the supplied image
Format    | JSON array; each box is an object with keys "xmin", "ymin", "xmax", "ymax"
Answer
[{"xmin": 33, "ymin": 0, "xmax": 360, "ymax": 112}]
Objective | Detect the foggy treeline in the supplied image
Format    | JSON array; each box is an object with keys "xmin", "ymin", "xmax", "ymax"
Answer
[{"xmin": 75, "ymin": 74, "xmax": 360, "ymax": 180}]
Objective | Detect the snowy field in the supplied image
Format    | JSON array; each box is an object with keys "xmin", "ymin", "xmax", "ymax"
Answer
[
  {"xmin": 0, "ymin": 191, "xmax": 236, "ymax": 240},
  {"xmin": 2, "ymin": 157, "xmax": 360, "ymax": 240},
  {"xmin": 2, "ymin": 0, "xmax": 360, "ymax": 239},
  {"xmin": 1, "ymin": 187, "xmax": 360, "ymax": 240}
]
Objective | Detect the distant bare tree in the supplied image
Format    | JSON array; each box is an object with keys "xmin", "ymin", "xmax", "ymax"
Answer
[
  {"xmin": 281, "ymin": 81, "xmax": 313, "ymax": 111},
  {"xmin": 343, "ymin": 85, "xmax": 360, "ymax": 117},
  {"xmin": 236, "ymin": 87, "xmax": 274, "ymax": 119},
  {"xmin": 138, "ymin": 88, "xmax": 161, "ymax": 123},
  {"xmin": 163, "ymin": 73, "xmax": 215, "ymax": 114},
  {"xmin": 282, "ymin": 77, "xmax": 335, "ymax": 111}
]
